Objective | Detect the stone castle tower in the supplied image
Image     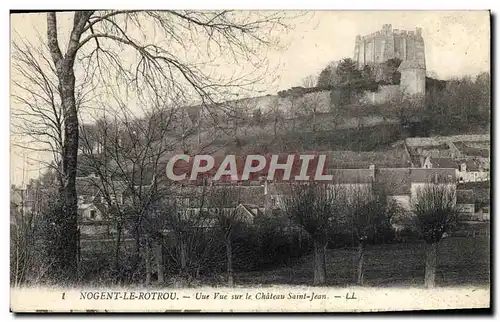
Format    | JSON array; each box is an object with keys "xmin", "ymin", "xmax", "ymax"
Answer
[{"xmin": 354, "ymin": 24, "xmax": 426, "ymax": 97}]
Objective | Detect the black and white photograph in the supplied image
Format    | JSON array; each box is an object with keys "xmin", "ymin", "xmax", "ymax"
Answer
[{"xmin": 8, "ymin": 9, "xmax": 491, "ymax": 312}]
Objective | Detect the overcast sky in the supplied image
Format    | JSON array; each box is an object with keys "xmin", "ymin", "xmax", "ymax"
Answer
[{"xmin": 10, "ymin": 10, "xmax": 490, "ymax": 186}]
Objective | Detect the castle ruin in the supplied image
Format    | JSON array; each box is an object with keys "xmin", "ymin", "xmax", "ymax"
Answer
[{"xmin": 354, "ymin": 24, "xmax": 426, "ymax": 98}]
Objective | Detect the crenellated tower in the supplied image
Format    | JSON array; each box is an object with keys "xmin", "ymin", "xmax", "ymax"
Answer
[{"xmin": 354, "ymin": 24, "xmax": 426, "ymax": 98}]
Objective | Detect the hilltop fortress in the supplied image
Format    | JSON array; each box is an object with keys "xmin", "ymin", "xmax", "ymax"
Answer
[
  {"xmin": 176, "ymin": 24, "xmax": 429, "ymax": 128},
  {"xmin": 354, "ymin": 24, "xmax": 426, "ymax": 97}
]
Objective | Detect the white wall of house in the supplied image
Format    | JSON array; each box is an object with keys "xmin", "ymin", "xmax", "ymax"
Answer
[
  {"xmin": 458, "ymin": 170, "xmax": 489, "ymax": 182},
  {"xmin": 80, "ymin": 204, "xmax": 103, "ymax": 222},
  {"xmin": 422, "ymin": 157, "xmax": 432, "ymax": 169}
]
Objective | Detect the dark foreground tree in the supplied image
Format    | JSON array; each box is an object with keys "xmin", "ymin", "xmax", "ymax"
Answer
[
  {"xmin": 413, "ymin": 184, "xmax": 457, "ymax": 288},
  {"xmin": 206, "ymin": 185, "xmax": 247, "ymax": 287},
  {"xmin": 282, "ymin": 183, "xmax": 342, "ymax": 285},
  {"xmin": 346, "ymin": 184, "xmax": 396, "ymax": 285}
]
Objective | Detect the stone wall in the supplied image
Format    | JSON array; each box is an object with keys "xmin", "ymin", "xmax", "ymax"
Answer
[{"xmin": 361, "ymin": 85, "xmax": 400, "ymax": 104}]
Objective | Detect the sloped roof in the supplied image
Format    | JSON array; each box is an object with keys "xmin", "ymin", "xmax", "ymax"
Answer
[
  {"xmin": 464, "ymin": 159, "xmax": 480, "ymax": 171},
  {"xmin": 430, "ymin": 158, "xmax": 459, "ymax": 169},
  {"xmin": 410, "ymin": 168, "xmax": 456, "ymax": 183},
  {"xmin": 323, "ymin": 149, "xmax": 411, "ymax": 169},
  {"xmin": 173, "ymin": 184, "xmax": 265, "ymax": 208},
  {"xmin": 454, "ymin": 142, "xmax": 490, "ymax": 158},
  {"xmin": 76, "ymin": 176, "xmax": 129, "ymax": 199},
  {"xmin": 406, "ymin": 135, "xmax": 490, "ymax": 147},
  {"xmin": 328, "ymin": 169, "xmax": 374, "ymax": 184}
]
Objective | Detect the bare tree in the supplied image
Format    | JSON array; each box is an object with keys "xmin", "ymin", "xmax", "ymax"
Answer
[
  {"xmin": 11, "ymin": 10, "xmax": 296, "ymax": 281},
  {"xmin": 265, "ymin": 97, "xmax": 285, "ymax": 139},
  {"xmin": 412, "ymin": 184, "xmax": 458, "ymax": 288},
  {"xmin": 345, "ymin": 184, "xmax": 396, "ymax": 285},
  {"xmin": 295, "ymin": 92, "xmax": 326, "ymax": 133},
  {"xmin": 206, "ymin": 184, "xmax": 249, "ymax": 287},
  {"xmin": 282, "ymin": 183, "xmax": 343, "ymax": 285},
  {"xmin": 11, "ymin": 40, "xmax": 93, "ymax": 187},
  {"xmin": 163, "ymin": 183, "xmax": 224, "ymax": 284},
  {"xmin": 78, "ymin": 102, "xmax": 181, "ymax": 282},
  {"xmin": 301, "ymin": 74, "xmax": 318, "ymax": 88}
]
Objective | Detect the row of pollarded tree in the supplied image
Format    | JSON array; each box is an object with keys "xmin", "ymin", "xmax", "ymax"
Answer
[
  {"xmin": 281, "ymin": 182, "xmax": 458, "ymax": 288},
  {"xmin": 12, "ymin": 175, "xmax": 457, "ymax": 288}
]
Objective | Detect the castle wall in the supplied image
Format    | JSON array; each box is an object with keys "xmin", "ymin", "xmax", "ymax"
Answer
[
  {"xmin": 400, "ymin": 68, "xmax": 426, "ymax": 96},
  {"xmin": 361, "ymin": 85, "xmax": 401, "ymax": 105},
  {"xmin": 415, "ymin": 36, "xmax": 426, "ymax": 69}
]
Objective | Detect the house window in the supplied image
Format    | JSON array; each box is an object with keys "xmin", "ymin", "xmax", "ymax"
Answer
[{"xmin": 89, "ymin": 210, "xmax": 96, "ymax": 219}]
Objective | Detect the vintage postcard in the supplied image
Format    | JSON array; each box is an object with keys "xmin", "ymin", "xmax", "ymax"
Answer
[{"xmin": 10, "ymin": 10, "xmax": 491, "ymax": 313}]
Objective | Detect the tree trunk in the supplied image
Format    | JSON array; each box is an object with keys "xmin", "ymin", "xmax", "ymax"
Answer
[
  {"xmin": 114, "ymin": 222, "xmax": 122, "ymax": 274},
  {"xmin": 312, "ymin": 112, "xmax": 317, "ymax": 132},
  {"xmin": 56, "ymin": 70, "xmax": 79, "ymax": 282},
  {"xmin": 154, "ymin": 239, "xmax": 164, "ymax": 284},
  {"xmin": 145, "ymin": 245, "xmax": 151, "ymax": 285},
  {"xmin": 180, "ymin": 237, "xmax": 187, "ymax": 273},
  {"xmin": 313, "ymin": 239, "xmax": 326, "ymax": 285},
  {"xmin": 226, "ymin": 237, "xmax": 234, "ymax": 287},
  {"xmin": 46, "ymin": 12, "xmax": 94, "ymax": 282},
  {"xmin": 357, "ymin": 242, "xmax": 365, "ymax": 285},
  {"xmin": 424, "ymin": 242, "xmax": 438, "ymax": 288}
]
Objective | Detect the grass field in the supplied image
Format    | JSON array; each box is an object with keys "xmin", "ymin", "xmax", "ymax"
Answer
[{"xmin": 235, "ymin": 236, "xmax": 490, "ymax": 288}]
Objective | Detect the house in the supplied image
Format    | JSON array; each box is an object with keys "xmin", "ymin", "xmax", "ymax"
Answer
[
  {"xmin": 421, "ymin": 156, "xmax": 458, "ymax": 170},
  {"xmin": 171, "ymin": 183, "xmax": 266, "ymax": 227},
  {"xmin": 265, "ymin": 168, "xmax": 374, "ymax": 211},
  {"xmin": 409, "ymin": 168, "xmax": 456, "ymax": 205},
  {"xmin": 266, "ymin": 166, "xmax": 456, "ymax": 210},
  {"xmin": 456, "ymin": 159, "xmax": 489, "ymax": 183},
  {"xmin": 374, "ymin": 167, "xmax": 456, "ymax": 211},
  {"xmin": 75, "ymin": 174, "xmax": 130, "ymax": 238},
  {"xmin": 405, "ymin": 136, "xmax": 490, "ymax": 183},
  {"xmin": 419, "ymin": 156, "xmax": 488, "ymax": 183}
]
